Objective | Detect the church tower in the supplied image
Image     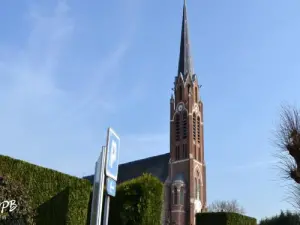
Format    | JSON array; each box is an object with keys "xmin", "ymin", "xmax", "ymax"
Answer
[{"xmin": 163, "ymin": 1, "xmax": 207, "ymax": 225}]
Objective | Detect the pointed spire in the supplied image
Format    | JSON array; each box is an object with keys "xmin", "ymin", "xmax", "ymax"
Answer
[{"xmin": 178, "ymin": 0, "xmax": 194, "ymax": 78}]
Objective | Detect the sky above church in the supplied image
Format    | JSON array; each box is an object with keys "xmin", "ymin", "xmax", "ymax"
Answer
[{"xmin": 1, "ymin": 0, "xmax": 300, "ymax": 221}]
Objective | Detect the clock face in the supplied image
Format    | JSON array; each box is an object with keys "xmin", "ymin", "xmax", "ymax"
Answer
[{"xmin": 177, "ymin": 104, "xmax": 184, "ymax": 112}]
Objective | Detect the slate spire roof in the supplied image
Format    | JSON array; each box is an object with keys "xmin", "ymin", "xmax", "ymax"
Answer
[{"xmin": 178, "ymin": 0, "xmax": 194, "ymax": 78}]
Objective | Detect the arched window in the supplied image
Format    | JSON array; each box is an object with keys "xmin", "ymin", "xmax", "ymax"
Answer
[
  {"xmin": 193, "ymin": 113, "xmax": 196, "ymax": 140},
  {"xmin": 180, "ymin": 187, "xmax": 184, "ymax": 205},
  {"xmin": 179, "ymin": 86, "xmax": 183, "ymax": 101},
  {"xmin": 175, "ymin": 114, "xmax": 180, "ymax": 141},
  {"xmin": 182, "ymin": 111, "xmax": 187, "ymax": 139},
  {"xmin": 174, "ymin": 187, "xmax": 178, "ymax": 205},
  {"xmin": 197, "ymin": 116, "xmax": 200, "ymax": 143}
]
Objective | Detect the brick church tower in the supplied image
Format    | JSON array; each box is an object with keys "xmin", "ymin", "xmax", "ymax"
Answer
[
  {"xmin": 163, "ymin": 1, "xmax": 207, "ymax": 224},
  {"xmin": 84, "ymin": 1, "xmax": 207, "ymax": 224}
]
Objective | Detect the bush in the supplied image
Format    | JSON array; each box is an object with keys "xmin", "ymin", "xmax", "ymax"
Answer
[
  {"xmin": 0, "ymin": 175, "xmax": 36, "ymax": 224},
  {"xmin": 259, "ymin": 210, "xmax": 300, "ymax": 225},
  {"xmin": 0, "ymin": 155, "xmax": 92, "ymax": 225},
  {"xmin": 109, "ymin": 173, "xmax": 163, "ymax": 225},
  {"xmin": 196, "ymin": 212, "xmax": 257, "ymax": 225}
]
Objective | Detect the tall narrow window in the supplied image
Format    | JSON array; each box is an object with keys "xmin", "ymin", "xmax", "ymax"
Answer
[
  {"xmin": 182, "ymin": 111, "xmax": 187, "ymax": 139},
  {"xmin": 180, "ymin": 187, "xmax": 184, "ymax": 205},
  {"xmin": 195, "ymin": 87, "xmax": 198, "ymax": 102},
  {"xmin": 175, "ymin": 146, "xmax": 180, "ymax": 160},
  {"xmin": 174, "ymin": 187, "xmax": 178, "ymax": 205},
  {"xmin": 193, "ymin": 113, "xmax": 196, "ymax": 140},
  {"xmin": 198, "ymin": 179, "xmax": 201, "ymax": 200},
  {"xmin": 179, "ymin": 86, "xmax": 183, "ymax": 101},
  {"xmin": 182, "ymin": 144, "xmax": 188, "ymax": 159},
  {"xmin": 196, "ymin": 179, "xmax": 199, "ymax": 199},
  {"xmin": 188, "ymin": 84, "xmax": 191, "ymax": 94},
  {"xmin": 175, "ymin": 114, "xmax": 180, "ymax": 141},
  {"xmin": 197, "ymin": 116, "xmax": 200, "ymax": 143},
  {"xmin": 194, "ymin": 178, "xmax": 197, "ymax": 198}
]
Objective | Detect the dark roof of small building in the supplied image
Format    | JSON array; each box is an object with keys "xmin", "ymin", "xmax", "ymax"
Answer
[{"xmin": 83, "ymin": 153, "xmax": 170, "ymax": 185}]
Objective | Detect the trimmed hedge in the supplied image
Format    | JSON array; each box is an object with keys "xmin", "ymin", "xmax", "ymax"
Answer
[
  {"xmin": 109, "ymin": 173, "xmax": 163, "ymax": 225},
  {"xmin": 196, "ymin": 212, "xmax": 257, "ymax": 225},
  {"xmin": 0, "ymin": 155, "xmax": 92, "ymax": 225},
  {"xmin": 0, "ymin": 175, "xmax": 36, "ymax": 224}
]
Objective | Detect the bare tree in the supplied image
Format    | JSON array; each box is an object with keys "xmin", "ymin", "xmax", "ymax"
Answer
[
  {"xmin": 274, "ymin": 105, "xmax": 300, "ymax": 183},
  {"xmin": 274, "ymin": 104, "xmax": 300, "ymax": 212},
  {"xmin": 207, "ymin": 200, "xmax": 245, "ymax": 214}
]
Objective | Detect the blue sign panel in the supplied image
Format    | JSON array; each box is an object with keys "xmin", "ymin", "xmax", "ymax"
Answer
[
  {"xmin": 106, "ymin": 177, "xmax": 117, "ymax": 197},
  {"xmin": 105, "ymin": 128, "xmax": 120, "ymax": 181}
]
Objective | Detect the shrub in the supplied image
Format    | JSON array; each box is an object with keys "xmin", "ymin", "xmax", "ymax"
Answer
[
  {"xmin": 109, "ymin": 173, "xmax": 163, "ymax": 225},
  {"xmin": 259, "ymin": 210, "xmax": 300, "ymax": 225},
  {"xmin": 0, "ymin": 175, "xmax": 36, "ymax": 224},
  {"xmin": 196, "ymin": 212, "xmax": 257, "ymax": 225},
  {"xmin": 0, "ymin": 155, "xmax": 92, "ymax": 225}
]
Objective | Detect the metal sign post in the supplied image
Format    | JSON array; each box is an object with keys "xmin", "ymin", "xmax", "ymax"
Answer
[
  {"xmin": 102, "ymin": 195, "xmax": 110, "ymax": 225},
  {"xmin": 102, "ymin": 128, "xmax": 120, "ymax": 225},
  {"xmin": 90, "ymin": 146, "xmax": 106, "ymax": 225}
]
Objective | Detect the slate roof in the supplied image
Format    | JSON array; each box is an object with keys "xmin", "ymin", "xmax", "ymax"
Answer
[{"xmin": 83, "ymin": 153, "xmax": 170, "ymax": 185}]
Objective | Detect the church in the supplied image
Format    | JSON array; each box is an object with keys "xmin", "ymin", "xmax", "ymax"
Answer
[{"xmin": 84, "ymin": 1, "xmax": 207, "ymax": 224}]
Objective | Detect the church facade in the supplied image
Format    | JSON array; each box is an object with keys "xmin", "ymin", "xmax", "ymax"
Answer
[{"xmin": 84, "ymin": 2, "xmax": 207, "ymax": 225}]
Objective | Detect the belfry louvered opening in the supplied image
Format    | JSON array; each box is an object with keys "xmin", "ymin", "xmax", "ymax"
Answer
[
  {"xmin": 193, "ymin": 113, "xmax": 196, "ymax": 140},
  {"xmin": 175, "ymin": 114, "xmax": 180, "ymax": 141},
  {"xmin": 197, "ymin": 116, "xmax": 200, "ymax": 143},
  {"xmin": 182, "ymin": 111, "xmax": 187, "ymax": 139},
  {"xmin": 175, "ymin": 145, "xmax": 180, "ymax": 160}
]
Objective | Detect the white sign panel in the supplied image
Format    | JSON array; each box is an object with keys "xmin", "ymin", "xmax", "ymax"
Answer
[{"xmin": 105, "ymin": 128, "xmax": 120, "ymax": 181}]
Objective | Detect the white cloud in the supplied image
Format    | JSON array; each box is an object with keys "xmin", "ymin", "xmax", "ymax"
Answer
[
  {"xmin": 0, "ymin": 0, "xmax": 145, "ymax": 176},
  {"xmin": 0, "ymin": 1, "xmax": 75, "ymax": 160}
]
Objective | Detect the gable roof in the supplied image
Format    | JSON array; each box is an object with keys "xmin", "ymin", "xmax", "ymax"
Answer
[{"xmin": 83, "ymin": 153, "xmax": 170, "ymax": 185}]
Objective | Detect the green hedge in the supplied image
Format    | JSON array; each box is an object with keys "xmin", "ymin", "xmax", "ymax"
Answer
[
  {"xmin": 0, "ymin": 155, "xmax": 92, "ymax": 225},
  {"xmin": 109, "ymin": 173, "xmax": 163, "ymax": 225},
  {"xmin": 196, "ymin": 212, "xmax": 257, "ymax": 225},
  {"xmin": 259, "ymin": 211, "xmax": 300, "ymax": 225}
]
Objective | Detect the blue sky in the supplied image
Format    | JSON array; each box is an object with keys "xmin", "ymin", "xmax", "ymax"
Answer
[{"xmin": 1, "ymin": 0, "xmax": 300, "ymax": 221}]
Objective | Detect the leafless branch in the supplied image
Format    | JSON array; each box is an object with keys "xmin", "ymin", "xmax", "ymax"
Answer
[{"xmin": 208, "ymin": 200, "xmax": 245, "ymax": 215}]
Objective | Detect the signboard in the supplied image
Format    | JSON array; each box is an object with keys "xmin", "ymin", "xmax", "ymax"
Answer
[
  {"xmin": 105, "ymin": 128, "xmax": 120, "ymax": 181},
  {"xmin": 106, "ymin": 177, "xmax": 117, "ymax": 197},
  {"xmin": 103, "ymin": 127, "xmax": 120, "ymax": 225},
  {"xmin": 90, "ymin": 147, "xmax": 106, "ymax": 225}
]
